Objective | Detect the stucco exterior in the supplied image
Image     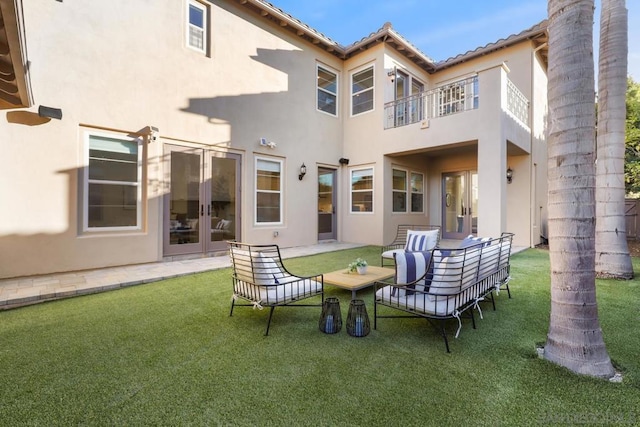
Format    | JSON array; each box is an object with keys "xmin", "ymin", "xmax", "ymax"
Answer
[{"xmin": 0, "ymin": 0, "xmax": 548, "ymax": 279}]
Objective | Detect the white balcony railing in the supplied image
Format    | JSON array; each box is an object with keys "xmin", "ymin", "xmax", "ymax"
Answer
[
  {"xmin": 506, "ymin": 78, "xmax": 529, "ymax": 125},
  {"xmin": 384, "ymin": 76, "xmax": 479, "ymax": 129}
]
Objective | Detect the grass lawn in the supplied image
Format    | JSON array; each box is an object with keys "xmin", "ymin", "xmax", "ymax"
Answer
[{"xmin": 1, "ymin": 247, "xmax": 639, "ymax": 426}]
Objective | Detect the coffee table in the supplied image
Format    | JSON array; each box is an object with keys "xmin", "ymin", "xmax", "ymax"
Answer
[{"xmin": 323, "ymin": 266, "xmax": 394, "ymax": 299}]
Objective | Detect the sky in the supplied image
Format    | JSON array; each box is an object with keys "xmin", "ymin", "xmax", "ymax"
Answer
[{"xmin": 269, "ymin": 0, "xmax": 640, "ymax": 81}]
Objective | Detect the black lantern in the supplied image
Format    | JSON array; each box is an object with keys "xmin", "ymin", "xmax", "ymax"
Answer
[
  {"xmin": 319, "ymin": 297, "xmax": 342, "ymax": 334},
  {"xmin": 346, "ymin": 299, "xmax": 370, "ymax": 337}
]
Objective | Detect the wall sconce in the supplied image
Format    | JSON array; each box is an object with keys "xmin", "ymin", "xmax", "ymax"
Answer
[
  {"xmin": 387, "ymin": 70, "xmax": 395, "ymax": 83},
  {"xmin": 506, "ymin": 167, "xmax": 513, "ymax": 184},
  {"xmin": 38, "ymin": 105, "xmax": 63, "ymax": 120},
  {"xmin": 298, "ymin": 163, "xmax": 307, "ymax": 181},
  {"xmin": 338, "ymin": 157, "xmax": 349, "ymax": 165}
]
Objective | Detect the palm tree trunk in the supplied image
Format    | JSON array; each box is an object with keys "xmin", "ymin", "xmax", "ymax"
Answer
[
  {"xmin": 545, "ymin": 0, "xmax": 615, "ymax": 378},
  {"xmin": 596, "ymin": 0, "xmax": 633, "ymax": 279}
]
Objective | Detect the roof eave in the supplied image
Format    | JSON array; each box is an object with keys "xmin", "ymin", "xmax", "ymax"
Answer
[{"xmin": 0, "ymin": 0, "xmax": 32, "ymax": 110}]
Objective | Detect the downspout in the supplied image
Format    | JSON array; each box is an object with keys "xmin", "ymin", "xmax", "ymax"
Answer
[{"xmin": 530, "ymin": 42, "xmax": 547, "ymax": 247}]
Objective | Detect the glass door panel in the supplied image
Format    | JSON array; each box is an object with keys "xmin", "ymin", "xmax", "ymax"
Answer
[
  {"xmin": 318, "ymin": 168, "xmax": 336, "ymax": 240},
  {"xmin": 208, "ymin": 154, "xmax": 239, "ymax": 251},
  {"xmin": 165, "ymin": 147, "xmax": 202, "ymax": 255},
  {"xmin": 442, "ymin": 171, "xmax": 478, "ymax": 239}
]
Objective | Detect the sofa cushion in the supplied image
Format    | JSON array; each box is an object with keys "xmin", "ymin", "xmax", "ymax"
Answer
[
  {"xmin": 428, "ymin": 248, "xmax": 480, "ymax": 301},
  {"xmin": 393, "ymin": 251, "xmax": 432, "ymax": 296},
  {"xmin": 478, "ymin": 243, "xmax": 500, "ymax": 279},
  {"xmin": 404, "ymin": 229, "xmax": 439, "ymax": 252},
  {"xmin": 459, "ymin": 235, "xmax": 491, "ymax": 249}
]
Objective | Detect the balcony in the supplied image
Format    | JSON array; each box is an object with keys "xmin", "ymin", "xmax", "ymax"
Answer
[{"xmin": 383, "ymin": 75, "xmax": 529, "ymax": 130}]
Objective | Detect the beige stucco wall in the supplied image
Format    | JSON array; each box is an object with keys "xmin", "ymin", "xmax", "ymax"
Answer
[
  {"xmin": 0, "ymin": 0, "xmax": 547, "ymax": 278},
  {"xmin": 0, "ymin": 0, "xmax": 346, "ymax": 278}
]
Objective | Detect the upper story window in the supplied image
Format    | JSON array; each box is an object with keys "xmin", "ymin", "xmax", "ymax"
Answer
[
  {"xmin": 187, "ymin": 0, "xmax": 207, "ymax": 54},
  {"xmin": 351, "ymin": 168, "xmax": 373, "ymax": 213},
  {"xmin": 317, "ymin": 65, "xmax": 338, "ymax": 116},
  {"xmin": 84, "ymin": 133, "xmax": 143, "ymax": 231},
  {"xmin": 392, "ymin": 168, "xmax": 407, "ymax": 213},
  {"xmin": 255, "ymin": 158, "xmax": 282, "ymax": 224},
  {"xmin": 351, "ymin": 65, "xmax": 374, "ymax": 116}
]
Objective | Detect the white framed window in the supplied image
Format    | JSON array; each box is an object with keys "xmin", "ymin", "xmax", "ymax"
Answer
[
  {"xmin": 84, "ymin": 132, "xmax": 142, "ymax": 231},
  {"xmin": 392, "ymin": 168, "xmax": 407, "ymax": 213},
  {"xmin": 317, "ymin": 64, "xmax": 338, "ymax": 116},
  {"xmin": 187, "ymin": 0, "xmax": 207, "ymax": 53},
  {"xmin": 410, "ymin": 172, "xmax": 424, "ymax": 213},
  {"xmin": 351, "ymin": 65, "xmax": 374, "ymax": 116},
  {"xmin": 351, "ymin": 167, "xmax": 373, "ymax": 213},
  {"xmin": 255, "ymin": 157, "xmax": 282, "ymax": 224}
]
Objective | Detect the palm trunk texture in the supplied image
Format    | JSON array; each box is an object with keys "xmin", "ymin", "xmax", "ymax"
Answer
[
  {"xmin": 545, "ymin": 0, "xmax": 615, "ymax": 378},
  {"xmin": 596, "ymin": 0, "xmax": 633, "ymax": 279}
]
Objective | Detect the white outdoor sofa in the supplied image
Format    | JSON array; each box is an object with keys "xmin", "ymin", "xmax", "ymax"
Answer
[
  {"xmin": 228, "ymin": 242, "xmax": 324, "ymax": 335},
  {"xmin": 374, "ymin": 232, "xmax": 514, "ymax": 352}
]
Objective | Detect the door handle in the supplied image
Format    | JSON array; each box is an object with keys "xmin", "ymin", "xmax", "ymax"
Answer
[
  {"xmin": 207, "ymin": 204, "xmax": 211, "ymax": 216},
  {"xmin": 200, "ymin": 205, "xmax": 204, "ymax": 216}
]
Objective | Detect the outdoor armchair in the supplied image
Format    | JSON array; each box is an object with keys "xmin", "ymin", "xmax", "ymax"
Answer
[{"xmin": 228, "ymin": 242, "xmax": 324, "ymax": 335}]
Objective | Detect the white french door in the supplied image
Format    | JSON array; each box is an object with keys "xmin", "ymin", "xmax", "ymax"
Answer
[
  {"xmin": 442, "ymin": 171, "xmax": 478, "ymax": 239},
  {"xmin": 163, "ymin": 145, "xmax": 240, "ymax": 256}
]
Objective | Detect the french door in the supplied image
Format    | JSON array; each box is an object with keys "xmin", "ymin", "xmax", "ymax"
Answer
[
  {"xmin": 163, "ymin": 145, "xmax": 240, "ymax": 256},
  {"xmin": 318, "ymin": 167, "xmax": 337, "ymax": 240},
  {"xmin": 442, "ymin": 171, "xmax": 478, "ymax": 239}
]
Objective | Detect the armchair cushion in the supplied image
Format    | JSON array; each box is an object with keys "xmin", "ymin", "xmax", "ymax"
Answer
[{"xmin": 404, "ymin": 229, "xmax": 439, "ymax": 252}]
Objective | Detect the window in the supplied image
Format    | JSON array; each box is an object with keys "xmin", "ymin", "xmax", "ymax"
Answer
[
  {"xmin": 411, "ymin": 172, "xmax": 424, "ymax": 213},
  {"xmin": 317, "ymin": 65, "xmax": 338, "ymax": 116},
  {"xmin": 392, "ymin": 168, "xmax": 407, "ymax": 212},
  {"xmin": 410, "ymin": 79, "xmax": 424, "ymax": 123},
  {"xmin": 187, "ymin": 0, "xmax": 207, "ymax": 53},
  {"xmin": 351, "ymin": 66, "xmax": 374, "ymax": 116},
  {"xmin": 256, "ymin": 158, "xmax": 282, "ymax": 224},
  {"xmin": 85, "ymin": 133, "xmax": 142, "ymax": 230},
  {"xmin": 351, "ymin": 168, "xmax": 373, "ymax": 213}
]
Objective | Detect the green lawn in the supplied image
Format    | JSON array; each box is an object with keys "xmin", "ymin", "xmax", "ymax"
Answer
[{"xmin": 1, "ymin": 247, "xmax": 639, "ymax": 426}]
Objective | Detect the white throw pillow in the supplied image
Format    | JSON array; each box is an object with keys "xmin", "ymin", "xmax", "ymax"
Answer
[{"xmin": 404, "ymin": 229, "xmax": 439, "ymax": 252}]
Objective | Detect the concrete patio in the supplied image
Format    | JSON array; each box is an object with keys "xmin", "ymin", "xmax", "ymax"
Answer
[{"xmin": 0, "ymin": 240, "xmax": 526, "ymax": 310}]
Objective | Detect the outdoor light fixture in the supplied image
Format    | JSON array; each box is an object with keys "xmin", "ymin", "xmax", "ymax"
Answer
[
  {"xmin": 338, "ymin": 157, "xmax": 349, "ymax": 165},
  {"xmin": 506, "ymin": 167, "xmax": 513, "ymax": 184},
  {"xmin": 298, "ymin": 163, "xmax": 307, "ymax": 180},
  {"xmin": 38, "ymin": 105, "xmax": 62, "ymax": 120}
]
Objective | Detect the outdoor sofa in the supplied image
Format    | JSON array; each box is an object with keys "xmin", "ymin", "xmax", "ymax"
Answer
[{"xmin": 374, "ymin": 232, "xmax": 514, "ymax": 352}]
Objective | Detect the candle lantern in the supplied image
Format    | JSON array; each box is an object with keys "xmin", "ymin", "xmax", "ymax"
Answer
[
  {"xmin": 319, "ymin": 297, "xmax": 342, "ymax": 334},
  {"xmin": 346, "ymin": 299, "xmax": 370, "ymax": 337}
]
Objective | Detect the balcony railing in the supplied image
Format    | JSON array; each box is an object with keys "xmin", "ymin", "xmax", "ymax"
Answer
[
  {"xmin": 384, "ymin": 76, "xmax": 479, "ymax": 129},
  {"xmin": 506, "ymin": 79, "xmax": 529, "ymax": 125}
]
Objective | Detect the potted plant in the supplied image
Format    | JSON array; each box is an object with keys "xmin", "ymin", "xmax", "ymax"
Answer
[{"xmin": 348, "ymin": 258, "xmax": 368, "ymax": 275}]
